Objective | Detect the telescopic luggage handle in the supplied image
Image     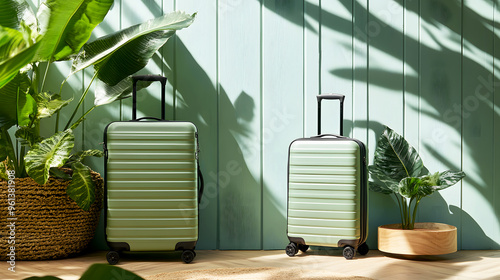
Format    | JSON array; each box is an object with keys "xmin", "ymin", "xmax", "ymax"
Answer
[
  {"xmin": 317, "ymin": 94, "xmax": 345, "ymax": 136},
  {"xmin": 132, "ymin": 75, "xmax": 167, "ymax": 120}
]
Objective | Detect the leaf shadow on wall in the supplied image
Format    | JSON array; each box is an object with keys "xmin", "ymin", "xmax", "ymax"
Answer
[
  {"xmin": 164, "ymin": 38, "xmax": 274, "ymax": 249},
  {"xmin": 269, "ymin": 0, "xmax": 500, "ymax": 249}
]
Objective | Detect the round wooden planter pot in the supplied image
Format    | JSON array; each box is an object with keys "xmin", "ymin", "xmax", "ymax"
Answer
[{"xmin": 378, "ymin": 223, "xmax": 457, "ymax": 255}]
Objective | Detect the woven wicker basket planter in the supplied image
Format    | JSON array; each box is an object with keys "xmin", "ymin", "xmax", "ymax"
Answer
[{"xmin": 0, "ymin": 170, "xmax": 103, "ymax": 260}]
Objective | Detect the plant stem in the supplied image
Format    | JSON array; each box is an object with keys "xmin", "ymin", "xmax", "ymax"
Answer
[
  {"xmin": 55, "ymin": 77, "xmax": 70, "ymax": 133},
  {"xmin": 64, "ymin": 72, "xmax": 98, "ymax": 130},
  {"xmin": 394, "ymin": 193, "xmax": 405, "ymax": 228},
  {"xmin": 411, "ymin": 197, "xmax": 421, "ymax": 230},
  {"xmin": 70, "ymin": 105, "xmax": 96, "ymax": 130},
  {"xmin": 408, "ymin": 197, "xmax": 415, "ymax": 230},
  {"xmin": 40, "ymin": 62, "xmax": 51, "ymax": 93},
  {"xmin": 401, "ymin": 197, "xmax": 408, "ymax": 229},
  {"xmin": 19, "ymin": 146, "xmax": 26, "ymax": 177}
]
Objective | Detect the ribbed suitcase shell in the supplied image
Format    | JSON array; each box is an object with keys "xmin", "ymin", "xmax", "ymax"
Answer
[
  {"xmin": 104, "ymin": 121, "xmax": 199, "ymax": 252},
  {"xmin": 287, "ymin": 137, "xmax": 367, "ymax": 249}
]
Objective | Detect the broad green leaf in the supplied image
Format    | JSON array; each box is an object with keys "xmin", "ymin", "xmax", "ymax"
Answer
[
  {"xmin": 25, "ymin": 129, "xmax": 74, "ymax": 185},
  {"xmin": 0, "ymin": 27, "xmax": 40, "ymax": 89},
  {"xmin": 0, "ymin": 0, "xmax": 29, "ymax": 30},
  {"xmin": 0, "ymin": 72, "xmax": 32, "ymax": 129},
  {"xmin": 422, "ymin": 170, "xmax": 466, "ymax": 192},
  {"xmin": 80, "ymin": 264, "xmax": 145, "ymax": 280},
  {"xmin": 67, "ymin": 162, "xmax": 94, "ymax": 211},
  {"xmin": 17, "ymin": 90, "xmax": 36, "ymax": 126},
  {"xmin": 15, "ymin": 125, "xmax": 42, "ymax": 147},
  {"xmin": 369, "ymin": 181, "xmax": 393, "ymax": 195},
  {"xmin": 369, "ymin": 165, "xmax": 399, "ymax": 194},
  {"xmin": 65, "ymin": 149, "xmax": 103, "ymax": 166},
  {"xmin": 72, "ymin": 11, "xmax": 195, "ymax": 86},
  {"xmin": 49, "ymin": 166, "xmax": 71, "ymax": 180},
  {"xmin": 398, "ymin": 177, "xmax": 431, "ymax": 199},
  {"xmin": 35, "ymin": 0, "xmax": 113, "ymax": 62},
  {"xmin": 372, "ymin": 126, "xmax": 424, "ymax": 183},
  {"xmin": 94, "ymin": 76, "xmax": 152, "ymax": 106},
  {"xmin": 35, "ymin": 91, "xmax": 73, "ymax": 118},
  {"xmin": 0, "ymin": 0, "xmax": 38, "ymax": 32}
]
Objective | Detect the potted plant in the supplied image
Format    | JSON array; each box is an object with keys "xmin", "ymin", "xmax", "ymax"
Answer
[
  {"xmin": 369, "ymin": 126, "xmax": 465, "ymax": 255},
  {"xmin": 0, "ymin": 0, "xmax": 195, "ymax": 260}
]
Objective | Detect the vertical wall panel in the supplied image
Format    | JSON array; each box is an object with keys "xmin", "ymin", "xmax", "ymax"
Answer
[
  {"xmin": 304, "ymin": 0, "xmax": 321, "ymax": 137},
  {"xmin": 174, "ymin": 0, "xmax": 218, "ymax": 250},
  {"xmin": 320, "ymin": 0, "xmax": 353, "ymax": 135},
  {"xmin": 262, "ymin": 0, "xmax": 304, "ymax": 249},
  {"xmin": 83, "ymin": 1, "xmax": 123, "ymax": 249},
  {"xmin": 494, "ymin": 1, "xmax": 500, "ymax": 250},
  {"xmin": 352, "ymin": 0, "xmax": 368, "ymax": 143},
  {"xmin": 366, "ymin": 0, "xmax": 405, "ymax": 245},
  {"xmin": 218, "ymin": 0, "xmax": 262, "ymax": 249},
  {"xmin": 403, "ymin": 0, "xmax": 420, "ymax": 146},
  {"xmin": 462, "ymin": 0, "xmax": 499, "ymax": 249},
  {"xmin": 418, "ymin": 0, "xmax": 462, "ymax": 247},
  {"xmin": 121, "ymin": 0, "xmax": 164, "ymax": 121},
  {"xmin": 162, "ymin": 0, "xmax": 176, "ymax": 122},
  {"xmin": 368, "ymin": 0, "xmax": 405, "ymax": 134}
]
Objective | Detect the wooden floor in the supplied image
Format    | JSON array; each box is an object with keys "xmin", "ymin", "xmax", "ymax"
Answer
[{"xmin": 2, "ymin": 249, "xmax": 499, "ymax": 280}]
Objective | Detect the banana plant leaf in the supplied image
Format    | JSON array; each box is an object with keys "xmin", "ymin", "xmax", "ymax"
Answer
[
  {"xmin": 71, "ymin": 11, "xmax": 195, "ymax": 87},
  {"xmin": 25, "ymin": 129, "xmax": 74, "ymax": 185},
  {"xmin": 370, "ymin": 126, "xmax": 424, "ymax": 192},
  {"xmin": 0, "ymin": 27, "xmax": 40, "ymax": 89},
  {"xmin": 94, "ymin": 76, "xmax": 152, "ymax": 106},
  {"xmin": 0, "ymin": 0, "xmax": 32, "ymax": 30},
  {"xmin": 0, "ymin": 72, "xmax": 35, "ymax": 129},
  {"xmin": 67, "ymin": 162, "xmax": 94, "ymax": 211},
  {"xmin": 35, "ymin": 0, "xmax": 113, "ymax": 62}
]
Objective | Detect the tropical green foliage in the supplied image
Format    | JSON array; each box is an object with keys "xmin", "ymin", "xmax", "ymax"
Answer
[
  {"xmin": 0, "ymin": 0, "xmax": 195, "ymax": 210},
  {"xmin": 369, "ymin": 126, "xmax": 466, "ymax": 229}
]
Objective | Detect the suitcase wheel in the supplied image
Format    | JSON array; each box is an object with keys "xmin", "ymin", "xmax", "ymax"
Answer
[
  {"xmin": 357, "ymin": 242, "xmax": 369, "ymax": 256},
  {"xmin": 181, "ymin": 250, "xmax": 196, "ymax": 264},
  {"xmin": 106, "ymin": 250, "xmax": 120, "ymax": 265},
  {"xmin": 285, "ymin": 242, "xmax": 298, "ymax": 257},
  {"xmin": 298, "ymin": 244, "xmax": 309, "ymax": 253},
  {"xmin": 342, "ymin": 246, "xmax": 356, "ymax": 260}
]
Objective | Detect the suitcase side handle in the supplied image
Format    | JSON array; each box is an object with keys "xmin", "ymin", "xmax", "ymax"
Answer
[
  {"xmin": 132, "ymin": 75, "xmax": 167, "ymax": 120},
  {"xmin": 317, "ymin": 94, "xmax": 345, "ymax": 136}
]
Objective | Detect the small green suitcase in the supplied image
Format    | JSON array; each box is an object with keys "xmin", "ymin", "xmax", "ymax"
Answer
[
  {"xmin": 286, "ymin": 94, "xmax": 368, "ymax": 259},
  {"xmin": 104, "ymin": 75, "xmax": 203, "ymax": 264}
]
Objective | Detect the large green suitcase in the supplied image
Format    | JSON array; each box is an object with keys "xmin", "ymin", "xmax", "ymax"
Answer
[
  {"xmin": 103, "ymin": 75, "xmax": 203, "ymax": 264},
  {"xmin": 286, "ymin": 94, "xmax": 368, "ymax": 259}
]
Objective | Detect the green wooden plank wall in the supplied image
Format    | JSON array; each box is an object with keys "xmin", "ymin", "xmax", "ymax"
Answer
[{"xmin": 37, "ymin": 0, "xmax": 499, "ymax": 250}]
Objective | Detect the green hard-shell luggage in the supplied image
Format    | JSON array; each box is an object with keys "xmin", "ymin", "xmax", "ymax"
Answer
[
  {"xmin": 285, "ymin": 94, "xmax": 368, "ymax": 259},
  {"xmin": 103, "ymin": 75, "xmax": 204, "ymax": 264}
]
